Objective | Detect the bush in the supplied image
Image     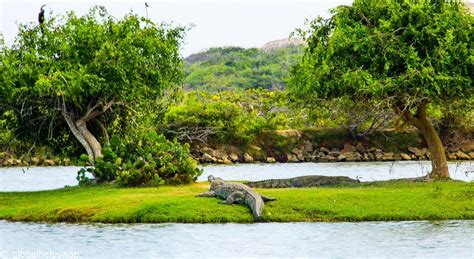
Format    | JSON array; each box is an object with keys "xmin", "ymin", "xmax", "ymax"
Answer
[{"xmin": 78, "ymin": 131, "xmax": 202, "ymax": 187}]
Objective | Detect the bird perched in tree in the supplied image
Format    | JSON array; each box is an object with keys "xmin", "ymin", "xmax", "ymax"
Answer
[
  {"xmin": 145, "ymin": 2, "xmax": 149, "ymax": 19},
  {"xmin": 38, "ymin": 4, "xmax": 47, "ymax": 32}
]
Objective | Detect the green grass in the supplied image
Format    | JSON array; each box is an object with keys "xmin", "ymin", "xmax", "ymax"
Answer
[{"xmin": 0, "ymin": 181, "xmax": 473, "ymax": 223}]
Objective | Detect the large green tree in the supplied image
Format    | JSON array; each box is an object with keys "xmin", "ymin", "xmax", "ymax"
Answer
[
  {"xmin": 1, "ymin": 7, "xmax": 184, "ymax": 161},
  {"xmin": 290, "ymin": 0, "xmax": 473, "ymax": 179}
]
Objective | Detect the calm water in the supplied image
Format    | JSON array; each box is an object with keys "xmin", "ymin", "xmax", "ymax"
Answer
[
  {"xmin": 0, "ymin": 161, "xmax": 472, "ymax": 192},
  {"xmin": 0, "ymin": 220, "xmax": 473, "ymax": 258}
]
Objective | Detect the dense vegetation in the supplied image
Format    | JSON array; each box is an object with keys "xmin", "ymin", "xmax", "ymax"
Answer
[
  {"xmin": 290, "ymin": 0, "xmax": 473, "ymax": 179},
  {"xmin": 78, "ymin": 131, "xmax": 202, "ymax": 186},
  {"xmin": 184, "ymin": 45, "xmax": 303, "ymax": 91},
  {"xmin": 1, "ymin": 6, "xmax": 184, "ymax": 162}
]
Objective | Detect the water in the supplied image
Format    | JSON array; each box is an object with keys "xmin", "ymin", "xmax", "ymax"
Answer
[
  {"xmin": 0, "ymin": 161, "xmax": 472, "ymax": 192},
  {"xmin": 0, "ymin": 220, "xmax": 472, "ymax": 258}
]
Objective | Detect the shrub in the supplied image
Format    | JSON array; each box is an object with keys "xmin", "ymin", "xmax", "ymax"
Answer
[{"xmin": 78, "ymin": 131, "xmax": 202, "ymax": 187}]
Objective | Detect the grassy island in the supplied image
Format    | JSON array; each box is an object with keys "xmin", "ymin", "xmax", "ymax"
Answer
[{"xmin": 0, "ymin": 181, "xmax": 473, "ymax": 223}]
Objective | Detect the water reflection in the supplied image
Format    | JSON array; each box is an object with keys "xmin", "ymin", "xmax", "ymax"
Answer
[{"xmin": 0, "ymin": 220, "xmax": 472, "ymax": 258}]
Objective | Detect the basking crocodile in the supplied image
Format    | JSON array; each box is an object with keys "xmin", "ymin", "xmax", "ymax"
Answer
[
  {"xmin": 245, "ymin": 175, "xmax": 360, "ymax": 188},
  {"xmin": 196, "ymin": 175, "xmax": 275, "ymax": 221}
]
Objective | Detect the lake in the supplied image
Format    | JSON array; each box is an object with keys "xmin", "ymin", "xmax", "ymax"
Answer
[
  {"xmin": 0, "ymin": 220, "xmax": 472, "ymax": 258},
  {"xmin": 0, "ymin": 161, "xmax": 472, "ymax": 192}
]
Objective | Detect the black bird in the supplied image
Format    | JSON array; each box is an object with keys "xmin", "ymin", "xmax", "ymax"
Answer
[
  {"xmin": 145, "ymin": 2, "xmax": 149, "ymax": 19},
  {"xmin": 38, "ymin": 4, "xmax": 46, "ymax": 32}
]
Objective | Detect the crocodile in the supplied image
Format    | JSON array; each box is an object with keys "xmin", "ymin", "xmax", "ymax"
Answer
[
  {"xmin": 196, "ymin": 175, "xmax": 275, "ymax": 221},
  {"xmin": 245, "ymin": 175, "xmax": 360, "ymax": 188}
]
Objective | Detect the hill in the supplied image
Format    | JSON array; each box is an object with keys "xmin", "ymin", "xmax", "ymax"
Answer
[{"xmin": 183, "ymin": 39, "xmax": 304, "ymax": 91}]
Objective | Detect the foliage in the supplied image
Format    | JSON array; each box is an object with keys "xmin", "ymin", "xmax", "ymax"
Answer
[
  {"xmin": 290, "ymin": 0, "xmax": 473, "ymax": 106},
  {"xmin": 1, "ymin": 6, "xmax": 185, "ymax": 157},
  {"xmin": 78, "ymin": 131, "xmax": 202, "ymax": 186},
  {"xmin": 184, "ymin": 45, "xmax": 304, "ymax": 91},
  {"xmin": 162, "ymin": 89, "xmax": 307, "ymax": 144}
]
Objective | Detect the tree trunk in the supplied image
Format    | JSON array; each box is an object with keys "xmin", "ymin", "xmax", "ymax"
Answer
[
  {"xmin": 63, "ymin": 112, "xmax": 102, "ymax": 164},
  {"xmin": 414, "ymin": 114, "xmax": 449, "ymax": 180},
  {"xmin": 396, "ymin": 101, "xmax": 449, "ymax": 180}
]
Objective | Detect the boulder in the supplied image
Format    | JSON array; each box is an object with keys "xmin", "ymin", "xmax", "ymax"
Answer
[
  {"xmin": 319, "ymin": 147, "xmax": 330, "ymax": 154},
  {"xmin": 447, "ymin": 153, "xmax": 457, "ymax": 160},
  {"xmin": 400, "ymin": 153, "xmax": 411, "ymax": 160},
  {"xmin": 266, "ymin": 157, "xmax": 276, "ymax": 163},
  {"xmin": 382, "ymin": 152, "xmax": 395, "ymax": 161},
  {"xmin": 287, "ymin": 154, "xmax": 299, "ymax": 162},
  {"xmin": 229, "ymin": 153, "xmax": 239, "ymax": 162},
  {"xmin": 291, "ymin": 148, "xmax": 303, "ymax": 156},
  {"xmin": 303, "ymin": 141, "xmax": 314, "ymax": 153},
  {"xmin": 355, "ymin": 142, "xmax": 366, "ymax": 153},
  {"xmin": 202, "ymin": 153, "xmax": 216, "ymax": 163},
  {"xmin": 222, "ymin": 158, "xmax": 233, "ymax": 165},
  {"xmin": 341, "ymin": 143, "xmax": 356, "ymax": 153},
  {"xmin": 243, "ymin": 153, "xmax": 254, "ymax": 163},
  {"xmin": 469, "ymin": 152, "xmax": 474, "ymax": 159},
  {"xmin": 45, "ymin": 159, "xmax": 56, "ymax": 166},
  {"xmin": 456, "ymin": 151, "xmax": 470, "ymax": 160},
  {"xmin": 213, "ymin": 149, "xmax": 229, "ymax": 160}
]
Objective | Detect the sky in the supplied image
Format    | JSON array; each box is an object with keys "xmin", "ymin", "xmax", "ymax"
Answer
[
  {"xmin": 1, "ymin": 0, "xmax": 473, "ymax": 57},
  {"xmin": 1, "ymin": 0, "xmax": 353, "ymax": 56}
]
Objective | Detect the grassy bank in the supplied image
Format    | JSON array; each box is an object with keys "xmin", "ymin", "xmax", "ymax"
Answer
[{"xmin": 0, "ymin": 181, "xmax": 473, "ymax": 223}]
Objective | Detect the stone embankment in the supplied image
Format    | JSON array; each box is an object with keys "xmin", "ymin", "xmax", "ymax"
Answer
[
  {"xmin": 0, "ymin": 154, "xmax": 72, "ymax": 167},
  {"xmin": 193, "ymin": 142, "xmax": 474, "ymax": 164}
]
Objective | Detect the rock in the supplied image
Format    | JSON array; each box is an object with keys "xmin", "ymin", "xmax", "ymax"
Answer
[
  {"xmin": 45, "ymin": 159, "xmax": 56, "ymax": 166},
  {"xmin": 291, "ymin": 148, "xmax": 303, "ymax": 156},
  {"xmin": 222, "ymin": 158, "xmax": 233, "ymax": 165},
  {"xmin": 243, "ymin": 153, "xmax": 254, "ymax": 163},
  {"xmin": 367, "ymin": 147, "xmax": 377, "ymax": 152},
  {"xmin": 249, "ymin": 145, "xmax": 262, "ymax": 151},
  {"xmin": 374, "ymin": 150, "xmax": 384, "ymax": 161},
  {"xmin": 362, "ymin": 152, "xmax": 371, "ymax": 161},
  {"xmin": 260, "ymin": 38, "xmax": 305, "ymax": 52},
  {"xmin": 213, "ymin": 149, "xmax": 228, "ymax": 160},
  {"xmin": 328, "ymin": 148, "xmax": 340, "ymax": 157},
  {"xmin": 400, "ymin": 153, "xmax": 412, "ymax": 160},
  {"xmin": 202, "ymin": 153, "xmax": 216, "ymax": 163},
  {"xmin": 382, "ymin": 152, "xmax": 395, "ymax": 161},
  {"xmin": 355, "ymin": 142, "xmax": 366, "ymax": 153},
  {"xmin": 303, "ymin": 141, "xmax": 314, "ymax": 153},
  {"xmin": 286, "ymin": 154, "xmax": 299, "ymax": 162},
  {"xmin": 319, "ymin": 147, "xmax": 330, "ymax": 154},
  {"xmin": 469, "ymin": 152, "xmax": 474, "ymax": 159},
  {"xmin": 229, "ymin": 153, "xmax": 239, "ymax": 162},
  {"xmin": 337, "ymin": 154, "xmax": 346, "ymax": 162},
  {"xmin": 447, "ymin": 153, "xmax": 457, "ymax": 160},
  {"xmin": 266, "ymin": 157, "xmax": 276, "ymax": 163},
  {"xmin": 297, "ymin": 154, "xmax": 305, "ymax": 161},
  {"xmin": 341, "ymin": 143, "xmax": 356, "ymax": 153},
  {"xmin": 407, "ymin": 147, "xmax": 425, "ymax": 157},
  {"xmin": 31, "ymin": 157, "xmax": 40, "ymax": 165},
  {"xmin": 456, "ymin": 151, "xmax": 470, "ymax": 160},
  {"xmin": 367, "ymin": 152, "xmax": 375, "ymax": 161},
  {"xmin": 201, "ymin": 147, "xmax": 214, "ymax": 154}
]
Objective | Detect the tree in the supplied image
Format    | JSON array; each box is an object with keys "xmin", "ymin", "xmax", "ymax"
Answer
[
  {"xmin": 1, "ymin": 6, "xmax": 185, "ymax": 162},
  {"xmin": 290, "ymin": 0, "xmax": 473, "ymax": 179}
]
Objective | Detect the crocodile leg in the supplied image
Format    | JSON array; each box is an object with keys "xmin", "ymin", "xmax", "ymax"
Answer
[
  {"xmin": 261, "ymin": 195, "xmax": 276, "ymax": 202},
  {"xmin": 221, "ymin": 191, "xmax": 245, "ymax": 204},
  {"xmin": 196, "ymin": 191, "xmax": 216, "ymax": 197}
]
